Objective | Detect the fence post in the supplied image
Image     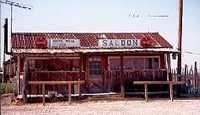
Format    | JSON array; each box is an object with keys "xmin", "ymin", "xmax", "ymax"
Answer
[
  {"xmin": 194, "ymin": 61, "xmax": 198, "ymax": 93},
  {"xmin": 68, "ymin": 83, "xmax": 72, "ymax": 104},
  {"xmin": 184, "ymin": 64, "xmax": 188, "ymax": 81},
  {"xmin": 144, "ymin": 83, "xmax": 148, "ymax": 102},
  {"xmin": 42, "ymin": 84, "xmax": 45, "ymax": 106}
]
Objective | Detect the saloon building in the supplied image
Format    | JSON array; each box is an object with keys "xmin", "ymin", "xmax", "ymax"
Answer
[{"xmin": 11, "ymin": 32, "xmax": 176, "ymax": 100}]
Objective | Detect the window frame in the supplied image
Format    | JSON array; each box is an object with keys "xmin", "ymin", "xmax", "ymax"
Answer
[
  {"xmin": 108, "ymin": 56, "xmax": 160, "ymax": 71},
  {"xmin": 89, "ymin": 57, "xmax": 102, "ymax": 76}
]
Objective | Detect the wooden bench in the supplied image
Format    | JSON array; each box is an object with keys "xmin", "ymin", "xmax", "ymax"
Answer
[
  {"xmin": 133, "ymin": 81, "xmax": 185, "ymax": 102},
  {"xmin": 28, "ymin": 80, "xmax": 85, "ymax": 105}
]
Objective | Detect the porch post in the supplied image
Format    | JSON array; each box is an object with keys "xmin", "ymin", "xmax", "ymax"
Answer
[
  {"xmin": 169, "ymin": 82, "xmax": 174, "ymax": 101},
  {"xmin": 68, "ymin": 82, "xmax": 72, "ymax": 104},
  {"xmin": 42, "ymin": 84, "xmax": 45, "ymax": 106},
  {"xmin": 79, "ymin": 53, "xmax": 83, "ymax": 97},
  {"xmin": 166, "ymin": 53, "xmax": 171, "ymax": 81},
  {"xmin": 144, "ymin": 83, "xmax": 148, "ymax": 102},
  {"xmin": 22, "ymin": 58, "xmax": 28, "ymax": 102},
  {"xmin": 120, "ymin": 54, "xmax": 125, "ymax": 98},
  {"xmin": 85, "ymin": 54, "xmax": 90, "ymax": 93},
  {"xmin": 16, "ymin": 56, "xmax": 20, "ymax": 95}
]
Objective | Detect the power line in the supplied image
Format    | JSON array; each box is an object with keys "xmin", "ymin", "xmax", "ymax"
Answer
[
  {"xmin": 0, "ymin": 0, "xmax": 31, "ymax": 33},
  {"xmin": 183, "ymin": 51, "xmax": 200, "ymax": 56},
  {"xmin": 0, "ymin": 0, "xmax": 31, "ymax": 9},
  {"xmin": 0, "ymin": 0, "xmax": 32, "ymax": 82}
]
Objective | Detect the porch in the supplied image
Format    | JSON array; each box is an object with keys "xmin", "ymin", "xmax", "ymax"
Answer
[{"xmin": 15, "ymin": 51, "xmax": 175, "ymax": 104}]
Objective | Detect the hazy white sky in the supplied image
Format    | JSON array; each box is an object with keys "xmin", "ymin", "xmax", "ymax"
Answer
[{"xmin": 0, "ymin": 0, "xmax": 200, "ymax": 68}]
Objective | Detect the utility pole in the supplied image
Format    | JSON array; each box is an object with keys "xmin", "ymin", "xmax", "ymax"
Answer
[
  {"xmin": 0, "ymin": 0, "xmax": 31, "ymax": 82},
  {"xmin": 177, "ymin": 0, "xmax": 183, "ymax": 76},
  {"xmin": 0, "ymin": 2, "xmax": 1, "ymax": 69},
  {"xmin": 0, "ymin": 0, "xmax": 31, "ymax": 33}
]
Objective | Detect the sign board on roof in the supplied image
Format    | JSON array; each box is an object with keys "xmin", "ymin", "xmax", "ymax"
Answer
[
  {"xmin": 98, "ymin": 39, "xmax": 140, "ymax": 48},
  {"xmin": 48, "ymin": 39, "xmax": 80, "ymax": 48}
]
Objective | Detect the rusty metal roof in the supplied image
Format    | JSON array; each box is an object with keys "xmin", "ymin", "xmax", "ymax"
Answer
[{"xmin": 11, "ymin": 32, "xmax": 173, "ymax": 49}]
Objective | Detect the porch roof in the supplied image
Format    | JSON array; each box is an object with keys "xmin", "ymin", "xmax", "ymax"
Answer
[{"xmin": 12, "ymin": 48, "xmax": 178, "ymax": 54}]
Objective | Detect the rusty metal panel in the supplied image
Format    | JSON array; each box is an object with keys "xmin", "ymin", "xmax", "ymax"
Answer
[{"xmin": 11, "ymin": 32, "xmax": 173, "ymax": 50}]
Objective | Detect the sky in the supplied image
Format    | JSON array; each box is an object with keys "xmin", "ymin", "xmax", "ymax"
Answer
[{"xmin": 0, "ymin": 0, "xmax": 200, "ymax": 68}]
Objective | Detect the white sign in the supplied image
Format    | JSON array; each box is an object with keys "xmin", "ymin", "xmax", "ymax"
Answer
[
  {"xmin": 98, "ymin": 39, "xmax": 140, "ymax": 48},
  {"xmin": 48, "ymin": 39, "xmax": 80, "ymax": 48}
]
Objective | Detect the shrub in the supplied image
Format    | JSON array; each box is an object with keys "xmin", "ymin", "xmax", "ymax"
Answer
[{"xmin": 0, "ymin": 83, "xmax": 16, "ymax": 94}]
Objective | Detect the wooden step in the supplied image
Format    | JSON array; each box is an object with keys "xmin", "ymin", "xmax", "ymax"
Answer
[{"xmin": 88, "ymin": 93, "xmax": 123, "ymax": 101}]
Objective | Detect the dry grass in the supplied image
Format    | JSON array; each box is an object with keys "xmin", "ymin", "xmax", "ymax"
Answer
[{"xmin": 2, "ymin": 99, "xmax": 200, "ymax": 115}]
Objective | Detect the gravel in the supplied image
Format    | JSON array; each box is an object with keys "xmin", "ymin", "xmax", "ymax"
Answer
[{"xmin": 2, "ymin": 99, "xmax": 200, "ymax": 115}]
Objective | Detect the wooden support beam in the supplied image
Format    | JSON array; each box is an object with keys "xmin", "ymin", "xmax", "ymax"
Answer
[
  {"xmin": 17, "ymin": 56, "xmax": 20, "ymax": 95},
  {"xmin": 144, "ymin": 83, "xmax": 148, "ymax": 102},
  {"xmin": 110, "ymin": 72, "xmax": 113, "ymax": 92},
  {"xmin": 120, "ymin": 54, "xmax": 125, "ymax": 98},
  {"xmin": 22, "ymin": 58, "xmax": 28, "ymax": 103},
  {"xmin": 42, "ymin": 84, "xmax": 45, "ymax": 106},
  {"xmin": 166, "ymin": 53, "xmax": 171, "ymax": 81},
  {"xmin": 133, "ymin": 81, "xmax": 185, "ymax": 85},
  {"xmin": 169, "ymin": 82, "xmax": 173, "ymax": 101},
  {"xmin": 85, "ymin": 54, "xmax": 90, "ymax": 93},
  {"xmin": 28, "ymin": 80, "xmax": 85, "ymax": 85},
  {"xmin": 78, "ymin": 79, "xmax": 81, "ymax": 97},
  {"xmin": 68, "ymin": 83, "xmax": 72, "ymax": 104},
  {"xmin": 78, "ymin": 53, "xmax": 82, "ymax": 98}
]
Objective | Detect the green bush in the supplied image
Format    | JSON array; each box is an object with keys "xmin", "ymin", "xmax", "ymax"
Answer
[{"xmin": 0, "ymin": 83, "xmax": 16, "ymax": 94}]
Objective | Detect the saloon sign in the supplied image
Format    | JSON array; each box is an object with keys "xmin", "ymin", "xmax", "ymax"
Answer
[
  {"xmin": 48, "ymin": 39, "xmax": 80, "ymax": 48},
  {"xmin": 98, "ymin": 39, "xmax": 140, "ymax": 48}
]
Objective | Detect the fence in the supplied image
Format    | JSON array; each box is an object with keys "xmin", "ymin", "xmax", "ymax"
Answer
[{"xmin": 171, "ymin": 61, "xmax": 200, "ymax": 96}]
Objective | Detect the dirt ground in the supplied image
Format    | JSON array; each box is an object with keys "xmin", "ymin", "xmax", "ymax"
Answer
[{"xmin": 2, "ymin": 99, "xmax": 200, "ymax": 115}]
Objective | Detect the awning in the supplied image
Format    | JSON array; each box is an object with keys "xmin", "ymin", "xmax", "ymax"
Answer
[{"xmin": 12, "ymin": 48, "xmax": 179, "ymax": 54}]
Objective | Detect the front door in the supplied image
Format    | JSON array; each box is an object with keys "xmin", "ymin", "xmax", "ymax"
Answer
[{"xmin": 88, "ymin": 56, "xmax": 104, "ymax": 93}]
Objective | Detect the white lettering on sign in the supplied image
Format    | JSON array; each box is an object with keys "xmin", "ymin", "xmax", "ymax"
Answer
[
  {"xmin": 98, "ymin": 39, "xmax": 140, "ymax": 48},
  {"xmin": 48, "ymin": 39, "xmax": 80, "ymax": 48}
]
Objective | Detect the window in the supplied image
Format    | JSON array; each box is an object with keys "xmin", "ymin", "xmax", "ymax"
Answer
[
  {"xmin": 34, "ymin": 58, "xmax": 80, "ymax": 71},
  {"xmin": 89, "ymin": 57, "xmax": 102, "ymax": 75},
  {"xmin": 109, "ymin": 56, "xmax": 160, "ymax": 71},
  {"xmin": 144, "ymin": 58, "xmax": 159, "ymax": 69},
  {"xmin": 109, "ymin": 58, "xmax": 121, "ymax": 71}
]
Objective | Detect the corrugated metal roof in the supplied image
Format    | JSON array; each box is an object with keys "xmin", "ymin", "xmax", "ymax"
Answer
[{"xmin": 11, "ymin": 32, "xmax": 173, "ymax": 49}]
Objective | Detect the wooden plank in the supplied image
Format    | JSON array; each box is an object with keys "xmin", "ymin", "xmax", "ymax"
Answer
[
  {"xmin": 120, "ymin": 54, "xmax": 125, "ymax": 98},
  {"xmin": 68, "ymin": 83, "xmax": 72, "ymax": 104},
  {"xmin": 144, "ymin": 83, "xmax": 148, "ymax": 102},
  {"xmin": 133, "ymin": 81, "xmax": 185, "ymax": 85},
  {"xmin": 42, "ymin": 84, "xmax": 45, "ymax": 106},
  {"xmin": 166, "ymin": 53, "xmax": 171, "ymax": 81},
  {"xmin": 22, "ymin": 58, "xmax": 28, "ymax": 103},
  {"xmin": 33, "ymin": 71, "xmax": 81, "ymax": 73},
  {"xmin": 78, "ymin": 79, "xmax": 81, "ymax": 97},
  {"xmin": 26, "ymin": 56, "xmax": 80, "ymax": 60},
  {"xmin": 79, "ymin": 53, "xmax": 82, "ymax": 97},
  {"xmin": 28, "ymin": 80, "xmax": 85, "ymax": 85},
  {"xmin": 17, "ymin": 56, "xmax": 20, "ymax": 95},
  {"xmin": 169, "ymin": 82, "xmax": 173, "ymax": 101},
  {"xmin": 85, "ymin": 54, "xmax": 90, "ymax": 93}
]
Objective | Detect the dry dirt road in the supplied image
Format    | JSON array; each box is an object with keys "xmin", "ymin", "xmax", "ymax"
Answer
[{"xmin": 2, "ymin": 99, "xmax": 200, "ymax": 115}]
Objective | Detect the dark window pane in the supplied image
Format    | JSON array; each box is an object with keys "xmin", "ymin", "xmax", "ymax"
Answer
[{"xmin": 89, "ymin": 61, "xmax": 102, "ymax": 75}]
